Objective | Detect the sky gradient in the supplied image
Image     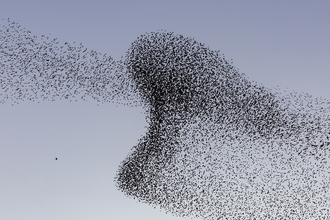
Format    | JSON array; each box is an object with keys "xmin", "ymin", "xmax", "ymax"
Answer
[{"xmin": 1, "ymin": 1, "xmax": 330, "ymax": 219}]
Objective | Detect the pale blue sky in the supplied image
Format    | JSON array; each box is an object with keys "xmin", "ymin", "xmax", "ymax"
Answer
[{"xmin": 0, "ymin": 1, "xmax": 329, "ymax": 219}]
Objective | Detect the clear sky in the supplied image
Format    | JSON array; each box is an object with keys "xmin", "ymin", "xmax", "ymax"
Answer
[{"xmin": 0, "ymin": 1, "xmax": 329, "ymax": 219}]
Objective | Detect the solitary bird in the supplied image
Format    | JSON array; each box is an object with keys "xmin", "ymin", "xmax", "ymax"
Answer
[{"xmin": 55, "ymin": 158, "xmax": 58, "ymax": 160}]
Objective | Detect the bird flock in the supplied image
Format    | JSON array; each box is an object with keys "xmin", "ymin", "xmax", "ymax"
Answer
[
  {"xmin": 1, "ymin": 19, "xmax": 330, "ymax": 219},
  {"xmin": 0, "ymin": 18, "xmax": 140, "ymax": 106}
]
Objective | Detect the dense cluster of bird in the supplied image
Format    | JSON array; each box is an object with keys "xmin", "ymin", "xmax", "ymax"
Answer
[
  {"xmin": 0, "ymin": 18, "xmax": 140, "ymax": 106},
  {"xmin": 2, "ymin": 19, "xmax": 330, "ymax": 219}
]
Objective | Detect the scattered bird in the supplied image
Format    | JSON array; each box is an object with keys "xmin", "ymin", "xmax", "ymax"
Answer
[{"xmin": 1, "ymin": 19, "xmax": 329, "ymax": 219}]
